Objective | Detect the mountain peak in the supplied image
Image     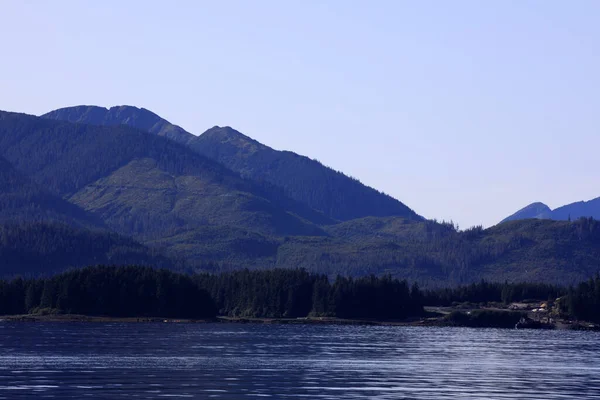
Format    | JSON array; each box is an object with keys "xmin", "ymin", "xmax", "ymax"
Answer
[
  {"xmin": 500, "ymin": 202, "xmax": 551, "ymax": 224},
  {"xmin": 198, "ymin": 126, "xmax": 266, "ymax": 154},
  {"xmin": 42, "ymin": 105, "xmax": 195, "ymax": 145},
  {"xmin": 191, "ymin": 125, "xmax": 422, "ymax": 221},
  {"xmin": 42, "ymin": 105, "xmax": 422, "ymax": 222}
]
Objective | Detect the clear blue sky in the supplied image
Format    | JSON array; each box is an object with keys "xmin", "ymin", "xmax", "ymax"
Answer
[{"xmin": 2, "ymin": 0, "xmax": 599, "ymax": 228}]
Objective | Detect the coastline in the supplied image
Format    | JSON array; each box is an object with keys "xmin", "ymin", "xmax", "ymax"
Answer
[
  {"xmin": 2, "ymin": 310, "xmax": 598, "ymax": 330},
  {"xmin": 0, "ymin": 314, "xmax": 423, "ymax": 326}
]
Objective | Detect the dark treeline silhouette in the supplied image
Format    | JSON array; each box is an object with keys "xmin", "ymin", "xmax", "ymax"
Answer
[
  {"xmin": 195, "ymin": 269, "xmax": 424, "ymax": 319},
  {"xmin": 4, "ymin": 266, "xmax": 600, "ymax": 323},
  {"xmin": 0, "ymin": 267, "xmax": 424, "ymax": 320},
  {"xmin": 424, "ymin": 280, "xmax": 565, "ymax": 306},
  {"xmin": 560, "ymin": 275, "xmax": 600, "ymax": 323},
  {"xmin": 0, "ymin": 266, "xmax": 216, "ymax": 318}
]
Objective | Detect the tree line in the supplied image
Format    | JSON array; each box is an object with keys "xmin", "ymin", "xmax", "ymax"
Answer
[
  {"xmin": 0, "ymin": 266, "xmax": 425, "ymax": 320},
  {"xmin": 0, "ymin": 266, "xmax": 216, "ymax": 318},
  {"xmin": 423, "ymin": 279, "xmax": 564, "ymax": 306},
  {"xmin": 1, "ymin": 266, "xmax": 599, "ymax": 322},
  {"xmin": 195, "ymin": 269, "xmax": 423, "ymax": 319},
  {"xmin": 559, "ymin": 274, "xmax": 600, "ymax": 323}
]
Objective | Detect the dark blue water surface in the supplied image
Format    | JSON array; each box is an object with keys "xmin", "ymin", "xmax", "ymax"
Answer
[{"xmin": 0, "ymin": 322, "xmax": 599, "ymax": 399}]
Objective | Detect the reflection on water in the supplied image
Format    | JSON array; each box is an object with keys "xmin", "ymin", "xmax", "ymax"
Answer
[{"xmin": 0, "ymin": 322, "xmax": 599, "ymax": 399}]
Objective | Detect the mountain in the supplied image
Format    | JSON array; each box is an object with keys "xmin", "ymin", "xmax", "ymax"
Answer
[
  {"xmin": 0, "ymin": 149, "xmax": 179, "ymax": 277},
  {"xmin": 277, "ymin": 217, "xmax": 600, "ymax": 286},
  {"xmin": 0, "ymin": 111, "xmax": 327, "ymax": 246},
  {"xmin": 501, "ymin": 202, "xmax": 552, "ymax": 223},
  {"xmin": 551, "ymin": 197, "xmax": 600, "ymax": 220},
  {"xmin": 43, "ymin": 105, "xmax": 422, "ymax": 222},
  {"xmin": 501, "ymin": 198, "xmax": 600, "ymax": 224},
  {"xmin": 4, "ymin": 106, "xmax": 598, "ymax": 285},
  {"xmin": 190, "ymin": 126, "xmax": 422, "ymax": 221},
  {"xmin": 43, "ymin": 105, "xmax": 195, "ymax": 146}
]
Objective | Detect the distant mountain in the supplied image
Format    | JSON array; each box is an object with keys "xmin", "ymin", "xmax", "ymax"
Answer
[
  {"xmin": 551, "ymin": 197, "xmax": 600, "ymax": 220},
  {"xmin": 501, "ymin": 198, "xmax": 600, "ymax": 224},
  {"xmin": 43, "ymin": 105, "xmax": 195, "ymax": 146},
  {"xmin": 501, "ymin": 202, "xmax": 552, "ymax": 223},
  {"xmin": 43, "ymin": 105, "xmax": 422, "ymax": 222}
]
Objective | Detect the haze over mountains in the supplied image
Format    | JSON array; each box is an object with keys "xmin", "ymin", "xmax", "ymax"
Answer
[{"xmin": 0, "ymin": 105, "xmax": 598, "ymax": 285}]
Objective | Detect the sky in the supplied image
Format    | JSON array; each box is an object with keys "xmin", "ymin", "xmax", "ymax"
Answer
[{"xmin": 1, "ymin": 0, "xmax": 599, "ymax": 228}]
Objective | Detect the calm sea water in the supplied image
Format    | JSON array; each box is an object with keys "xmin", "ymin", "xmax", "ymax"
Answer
[{"xmin": 0, "ymin": 322, "xmax": 599, "ymax": 399}]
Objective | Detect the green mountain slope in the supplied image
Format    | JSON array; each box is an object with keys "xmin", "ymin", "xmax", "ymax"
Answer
[
  {"xmin": 0, "ymin": 155, "xmax": 103, "ymax": 228},
  {"xmin": 43, "ymin": 105, "xmax": 421, "ymax": 222},
  {"xmin": 277, "ymin": 217, "xmax": 600, "ymax": 286},
  {"xmin": 189, "ymin": 126, "xmax": 422, "ymax": 221},
  {"xmin": 0, "ymin": 111, "xmax": 327, "ymax": 243},
  {"xmin": 0, "ymin": 222, "xmax": 177, "ymax": 277},
  {"xmin": 5, "ymin": 107, "xmax": 600, "ymax": 286}
]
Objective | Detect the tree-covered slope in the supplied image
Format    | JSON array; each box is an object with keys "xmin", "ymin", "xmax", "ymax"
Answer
[
  {"xmin": 0, "ymin": 111, "xmax": 327, "ymax": 239},
  {"xmin": 0, "ymin": 222, "xmax": 177, "ymax": 277},
  {"xmin": 0, "ymin": 155, "xmax": 103, "ymax": 228},
  {"xmin": 5, "ymin": 108, "xmax": 600, "ymax": 286},
  {"xmin": 147, "ymin": 215, "xmax": 600, "ymax": 286},
  {"xmin": 273, "ymin": 217, "xmax": 600, "ymax": 286},
  {"xmin": 189, "ymin": 126, "xmax": 422, "ymax": 221},
  {"xmin": 42, "ymin": 105, "xmax": 421, "ymax": 222}
]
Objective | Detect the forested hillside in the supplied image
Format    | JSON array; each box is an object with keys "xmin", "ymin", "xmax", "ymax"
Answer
[
  {"xmin": 43, "ymin": 106, "xmax": 421, "ymax": 222},
  {"xmin": 148, "ymin": 216, "xmax": 600, "ymax": 286},
  {"xmin": 189, "ymin": 126, "xmax": 422, "ymax": 221},
  {"xmin": 0, "ymin": 111, "xmax": 328, "ymax": 243},
  {"xmin": 0, "ymin": 222, "xmax": 177, "ymax": 277},
  {"xmin": 273, "ymin": 217, "xmax": 600, "ymax": 285},
  {"xmin": 0, "ymin": 109, "xmax": 599, "ymax": 286},
  {"xmin": 0, "ymin": 155, "xmax": 102, "ymax": 228}
]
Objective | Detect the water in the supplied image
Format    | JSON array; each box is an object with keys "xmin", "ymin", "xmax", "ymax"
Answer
[{"xmin": 0, "ymin": 323, "xmax": 599, "ymax": 399}]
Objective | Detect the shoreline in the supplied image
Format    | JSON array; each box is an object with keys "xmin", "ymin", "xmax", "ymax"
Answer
[
  {"xmin": 0, "ymin": 314, "xmax": 425, "ymax": 326},
  {"xmin": 1, "ymin": 312, "xmax": 598, "ymax": 330}
]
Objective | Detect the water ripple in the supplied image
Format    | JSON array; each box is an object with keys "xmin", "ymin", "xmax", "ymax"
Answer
[{"xmin": 0, "ymin": 323, "xmax": 598, "ymax": 398}]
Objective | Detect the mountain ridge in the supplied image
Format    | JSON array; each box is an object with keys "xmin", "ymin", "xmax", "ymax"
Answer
[
  {"xmin": 0, "ymin": 110, "xmax": 329, "ymax": 240},
  {"xmin": 43, "ymin": 105, "xmax": 423, "ymax": 222},
  {"xmin": 501, "ymin": 198, "xmax": 600, "ymax": 224},
  {"xmin": 0, "ymin": 105, "xmax": 594, "ymax": 285},
  {"xmin": 43, "ymin": 105, "xmax": 195, "ymax": 145}
]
